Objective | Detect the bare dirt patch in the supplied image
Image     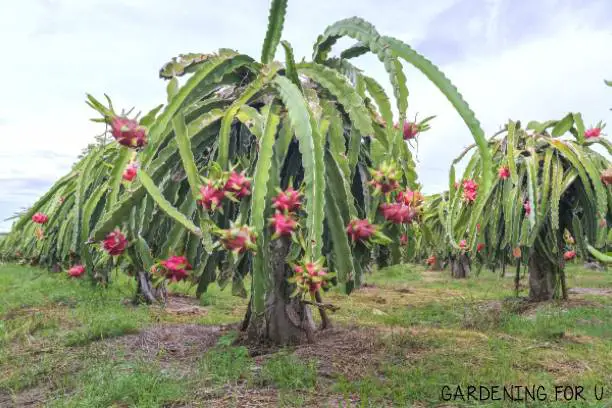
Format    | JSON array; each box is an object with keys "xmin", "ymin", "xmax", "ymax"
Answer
[
  {"xmin": 0, "ymin": 385, "xmax": 48, "ymax": 408},
  {"xmin": 568, "ymin": 287, "xmax": 612, "ymax": 296},
  {"xmin": 160, "ymin": 294, "xmax": 210, "ymax": 316},
  {"xmin": 244, "ymin": 325, "xmax": 429, "ymax": 381},
  {"xmin": 197, "ymin": 389, "xmax": 375, "ymax": 408},
  {"xmin": 293, "ymin": 326, "xmax": 383, "ymax": 380},
  {"xmin": 540, "ymin": 358, "xmax": 590, "ymax": 381},
  {"xmin": 395, "ymin": 287, "xmax": 414, "ymax": 294},
  {"xmin": 103, "ymin": 323, "xmax": 237, "ymax": 362},
  {"xmin": 193, "ymin": 387, "xmax": 280, "ymax": 408}
]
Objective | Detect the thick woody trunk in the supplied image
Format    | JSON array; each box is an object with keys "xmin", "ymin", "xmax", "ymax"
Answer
[
  {"xmin": 527, "ymin": 251, "xmax": 555, "ymax": 302},
  {"xmin": 244, "ymin": 237, "xmax": 317, "ymax": 346},
  {"xmin": 451, "ymin": 254, "xmax": 470, "ymax": 278},
  {"xmin": 134, "ymin": 271, "xmax": 167, "ymax": 304}
]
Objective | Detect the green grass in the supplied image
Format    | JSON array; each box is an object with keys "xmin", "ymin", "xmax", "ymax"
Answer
[
  {"xmin": 260, "ymin": 353, "xmax": 318, "ymax": 390},
  {"xmin": 49, "ymin": 361, "xmax": 186, "ymax": 408},
  {"xmin": 1, "ymin": 261, "xmax": 611, "ymax": 407}
]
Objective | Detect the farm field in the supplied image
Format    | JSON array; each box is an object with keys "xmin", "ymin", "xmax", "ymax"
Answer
[
  {"xmin": 1, "ymin": 262, "xmax": 611, "ymax": 407},
  {"xmin": 1, "ymin": 0, "xmax": 611, "ymax": 407}
]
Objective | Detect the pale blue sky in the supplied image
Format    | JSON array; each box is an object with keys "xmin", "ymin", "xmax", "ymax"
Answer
[{"xmin": 1, "ymin": 0, "xmax": 611, "ymax": 231}]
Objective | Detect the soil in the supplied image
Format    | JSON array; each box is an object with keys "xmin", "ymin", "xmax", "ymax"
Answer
[
  {"xmin": 568, "ymin": 287, "xmax": 612, "ymax": 296},
  {"xmin": 159, "ymin": 294, "xmax": 210, "ymax": 316},
  {"xmin": 102, "ymin": 323, "xmax": 235, "ymax": 363},
  {"xmin": 0, "ymin": 386, "xmax": 48, "ymax": 408}
]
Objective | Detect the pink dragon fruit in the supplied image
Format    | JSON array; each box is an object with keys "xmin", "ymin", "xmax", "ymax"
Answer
[
  {"xmin": 269, "ymin": 212, "xmax": 298, "ymax": 238},
  {"xmin": 396, "ymin": 189, "xmax": 424, "ymax": 207},
  {"xmin": 524, "ymin": 200, "xmax": 531, "ymax": 215},
  {"xmin": 218, "ymin": 224, "xmax": 257, "ymax": 255},
  {"xmin": 462, "ymin": 179, "xmax": 478, "ymax": 203},
  {"xmin": 224, "ymin": 171, "xmax": 251, "ymax": 199},
  {"xmin": 379, "ymin": 202, "xmax": 415, "ymax": 224},
  {"xmin": 368, "ymin": 162, "xmax": 400, "ymax": 195},
  {"xmin": 67, "ymin": 264, "xmax": 86, "ymax": 278},
  {"xmin": 601, "ymin": 168, "xmax": 612, "ymax": 185},
  {"xmin": 198, "ymin": 181, "xmax": 226, "ymax": 211},
  {"xmin": 584, "ymin": 127, "xmax": 601, "ymax": 139},
  {"xmin": 32, "ymin": 212, "xmax": 49, "ymax": 224},
  {"xmin": 103, "ymin": 228, "xmax": 127, "ymax": 256},
  {"xmin": 290, "ymin": 259, "xmax": 332, "ymax": 296},
  {"xmin": 400, "ymin": 233, "xmax": 409, "ymax": 246},
  {"xmin": 403, "ymin": 122, "xmax": 419, "ymax": 140},
  {"xmin": 346, "ymin": 219, "xmax": 376, "ymax": 242},
  {"xmin": 122, "ymin": 163, "xmax": 138, "ymax": 182},
  {"xmin": 498, "ymin": 166, "xmax": 510, "ymax": 180},
  {"xmin": 110, "ymin": 117, "xmax": 147, "ymax": 148},
  {"xmin": 158, "ymin": 255, "xmax": 192, "ymax": 282},
  {"xmin": 563, "ymin": 250, "xmax": 576, "ymax": 261},
  {"xmin": 272, "ymin": 187, "xmax": 302, "ymax": 213}
]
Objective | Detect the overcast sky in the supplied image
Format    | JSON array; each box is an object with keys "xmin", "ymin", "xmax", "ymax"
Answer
[{"xmin": 1, "ymin": 0, "xmax": 611, "ymax": 232}]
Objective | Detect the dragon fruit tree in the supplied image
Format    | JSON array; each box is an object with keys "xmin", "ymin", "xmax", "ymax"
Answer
[{"xmin": 0, "ymin": 0, "xmax": 492, "ymax": 345}]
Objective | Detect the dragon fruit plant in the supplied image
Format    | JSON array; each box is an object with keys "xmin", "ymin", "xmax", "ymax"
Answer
[
  {"xmin": 1, "ymin": 0, "xmax": 491, "ymax": 346},
  {"xmin": 440, "ymin": 115, "xmax": 611, "ymax": 299}
]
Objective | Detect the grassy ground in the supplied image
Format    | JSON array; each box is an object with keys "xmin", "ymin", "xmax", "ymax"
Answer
[{"xmin": 1, "ymin": 262, "xmax": 611, "ymax": 407}]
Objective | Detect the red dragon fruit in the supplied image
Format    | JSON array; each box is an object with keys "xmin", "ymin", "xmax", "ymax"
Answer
[
  {"xmin": 32, "ymin": 212, "xmax": 49, "ymax": 224},
  {"xmin": 601, "ymin": 168, "xmax": 612, "ymax": 186},
  {"xmin": 224, "ymin": 171, "xmax": 251, "ymax": 199},
  {"xmin": 523, "ymin": 200, "xmax": 531, "ymax": 215},
  {"xmin": 103, "ymin": 228, "xmax": 127, "ymax": 256},
  {"xmin": 346, "ymin": 219, "xmax": 376, "ymax": 242},
  {"xmin": 563, "ymin": 250, "xmax": 576, "ymax": 261},
  {"xmin": 198, "ymin": 181, "xmax": 226, "ymax": 211},
  {"xmin": 269, "ymin": 212, "xmax": 298, "ymax": 238},
  {"xmin": 477, "ymin": 243, "xmax": 485, "ymax": 252},
  {"xmin": 217, "ymin": 224, "xmax": 257, "ymax": 255},
  {"xmin": 402, "ymin": 122, "xmax": 419, "ymax": 140},
  {"xmin": 67, "ymin": 264, "xmax": 86, "ymax": 278},
  {"xmin": 379, "ymin": 202, "xmax": 415, "ymax": 224},
  {"xmin": 368, "ymin": 162, "xmax": 400, "ymax": 195},
  {"xmin": 498, "ymin": 166, "xmax": 510, "ymax": 180},
  {"xmin": 426, "ymin": 255, "xmax": 437, "ymax": 266},
  {"xmin": 462, "ymin": 179, "xmax": 478, "ymax": 203},
  {"xmin": 158, "ymin": 255, "xmax": 192, "ymax": 282},
  {"xmin": 396, "ymin": 189, "xmax": 424, "ymax": 207},
  {"xmin": 290, "ymin": 258, "xmax": 333, "ymax": 296},
  {"xmin": 272, "ymin": 187, "xmax": 302, "ymax": 213},
  {"xmin": 584, "ymin": 127, "xmax": 601, "ymax": 139},
  {"xmin": 110, "ymin": 116, "xmax": 148, "ymax": 148},
  {"xmin": 122, "ymin": 163, "xmax": 138, "ymax": 182}
]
